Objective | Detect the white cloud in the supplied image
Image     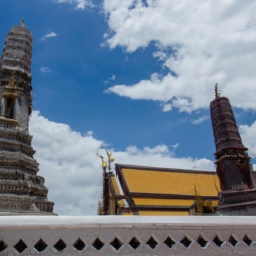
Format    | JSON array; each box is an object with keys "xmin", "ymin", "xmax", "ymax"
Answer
[
  {"xmin": 103, "ymin": 0, "xmax": 256, "ymax": 112},
  {"xmin": 87, "ymin": 130, "xmax": 93, "ymax": 136},
  {"xmin": 54, "ymin": 0, "xmax": 93, "ymax": 9},
  {"xmin": 192, "ymin": 115, "xmax": 209, "ymax": 125},
  {"xmin": 240, "ymin": 121, "xmax": 256, "ymax": 158},
  {"xmin": 162, "ymin": 103, "xmax": 172, "ymax": 112},
  {"xmin": 104, "ymin": 74, "xmax": 116, "ymax": 84},
  {"xmin": 30, "ymin": 111, "xmax": 215, "ymax": 215},
  {"xmin": 40, "ymin": 67, "xmax": 51, "ymax": 73},
  {"xmin": 171, "ymin": 143, "xmax": 179, "ymax": 149},
  {"xmin": 153, "ymin": 51, "xmax": 167, "ymax": 61},
  {"xmin": 41, "ymin": 32, "xmax": 57, "ymax": 41}
]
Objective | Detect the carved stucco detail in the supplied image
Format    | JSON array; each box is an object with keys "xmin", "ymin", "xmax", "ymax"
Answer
[{"xmin": 0, "ymin": 195, "xmax": 33, "ymax": 211}]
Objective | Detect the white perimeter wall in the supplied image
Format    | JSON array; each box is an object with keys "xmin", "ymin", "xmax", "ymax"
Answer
[{"xmin": 0, "ymin": 216, "xmax": 256, "ymax": 255}]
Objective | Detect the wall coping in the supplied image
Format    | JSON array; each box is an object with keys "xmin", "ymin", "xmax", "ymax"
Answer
[{"xmin": 1, "ymin": 215, "xmax": 256, "ymax": 229}]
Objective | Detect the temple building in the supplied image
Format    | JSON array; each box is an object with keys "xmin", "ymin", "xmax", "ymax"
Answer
[
  {"xmin": 98, "ymin": 153, "xmax": 221, "ymax": 216},
  {"xmin": 0, "ymin": 20, "xmax": 55, "ymax": 215},
  {"xmin": 98, "ymin": 86, "xmax": 256, "ymax": 216},
  {"xmin": 105, "ymin": 164, "xmax": 220, "ymax": 216}
]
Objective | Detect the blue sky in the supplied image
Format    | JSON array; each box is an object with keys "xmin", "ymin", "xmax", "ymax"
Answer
[{"xmin": 1, "ymin": 0, "xmax": 256, "ymax": 215}]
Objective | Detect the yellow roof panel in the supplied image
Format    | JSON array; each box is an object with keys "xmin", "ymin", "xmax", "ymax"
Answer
[
  {"xmin": 133, "ymin": 198, "xmax": 195, "ymax": 207},
  {"xmin": 203, "ymin": 200, "xmax": 218, "ymax": 207},
  {"xmin": 121, "ymin": 212, "xmax": 134, "ymax": 216},
  {"xmin": 110, "ymin": 176, "xmax": 121, "ymax": 195},
  {"xmin": 138, "ymin": 210, "xmax": 189, "ymax": 216},
  {"xmin": 122, "ymin": 168, "xmax": 220, "ymax": 197}
]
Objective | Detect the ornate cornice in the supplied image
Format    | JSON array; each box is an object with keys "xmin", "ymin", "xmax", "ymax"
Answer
[
  {"xmin": 0, "ymin": 138, "xmax": 35, "ymax": 156},
  {"xmin": 0, "ymin": 180, "xmax": 48, "ymax": 197},
  {"xmin": 0, "ymin": 127, "xmax": 32, "ymax": 145},
  {"xmin": 0, "ymin": 151, "xmax": 39, "ymax": 172}
]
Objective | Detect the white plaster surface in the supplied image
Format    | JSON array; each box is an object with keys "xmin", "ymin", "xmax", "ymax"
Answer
[
  {"xmin": 0, "ymin": 216, "xmax": 256, "ymax": 255},
  {"xmin": 2, "ymin": 215, "xmax": 256, "ymax": 226}
]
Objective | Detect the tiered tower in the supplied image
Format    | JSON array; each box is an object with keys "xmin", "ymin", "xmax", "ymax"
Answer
[
  {"xmin": 210, "ymin": 84, "xmax": 256, "ymax": 215},
  {"xmin": 0, "ymin": 20, "xmax": 55, "ymax": 215}
]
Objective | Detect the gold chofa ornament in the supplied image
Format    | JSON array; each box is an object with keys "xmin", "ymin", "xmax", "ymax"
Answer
[
  {"xmin": 96, "ymin": 149, "xmax": 107, "ymax": 168},
  {"xmin": 105, "ymin": 148, "xmax": 115, "ymax": 170},
  {"xmin": 106, "ymin": 148, "xmax": 115, "ymax": 163}
]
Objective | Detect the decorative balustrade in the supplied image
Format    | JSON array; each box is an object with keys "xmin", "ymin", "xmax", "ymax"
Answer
[{"xmin": 0, "ymin": 216, "xmax": 256, "ymax": 255}]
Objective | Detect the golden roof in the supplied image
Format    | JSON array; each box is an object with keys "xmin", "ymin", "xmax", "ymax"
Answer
[
  {"xmin": 110, "ymin": 175, "xmax": 120, "ymax": 195},
  {"xmin": 138, "ymin": 210, "xmax": 189, "ymax": 216},
  {"xmin": 203, "ymin": 200, "xmax": 218, "ymax": 207},
  {"xmin": 133, "ymin": 198, "xmax": 195, "ymax": 207},
  {"xmin": 121, "ymin": 212, "xmax": 134, "ymax": 216},
  {"xmin": 121, "ymin": 167, "xmax": 220, "ymax": 197}
]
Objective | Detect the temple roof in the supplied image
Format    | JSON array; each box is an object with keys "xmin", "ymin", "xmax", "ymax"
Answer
[
  {"xmin": 137, "ymin": 210, "xmax": 189, "ymax": 216},
  {"xmin": 109, "ymin": 174, "xmax": 121, "ymax": 195},
  {"xmin": 107, "ymin": 164, "xmax": 221, "ymax": 216},
  {"xmin": 116, "ymin": 164, "xmax": 220, "ymax": 198},
  {"xmin": 133, "ymin": 198, "xmax": 195, "ymax": 207}
]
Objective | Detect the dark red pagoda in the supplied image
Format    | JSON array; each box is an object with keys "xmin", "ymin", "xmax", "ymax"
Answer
[{"xmin": 210, "ymin": 84, "xmax": 256, "ymax": 215}]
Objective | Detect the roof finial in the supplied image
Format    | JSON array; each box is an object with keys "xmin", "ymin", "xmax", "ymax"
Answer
[
  {"xmin": 96, "ymin": 149, "xmax": 107, "ymax": 169},
  {"xmin": 105, "ymin": 148, "xmax": 114, "ymax": 171},
  {"xmin": 215, "ymin": 83, "xmax": 220, "ymax": 98},
  {"xmin": 20, "ymin": 19, "xmax": 25, "ymax": 27}
]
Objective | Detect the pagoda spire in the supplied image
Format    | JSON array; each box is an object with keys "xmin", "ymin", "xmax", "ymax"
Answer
[
  {"xmin": 210, "ymin": 84, "xmax": 256, "ymax": 215},
  {"xmin": 0, "ymin": 21, "xmax": 55, "ymax": 215},
  {"xmin": 210, "ymin": 84, "xmax": 254, "ymax": 190}
]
